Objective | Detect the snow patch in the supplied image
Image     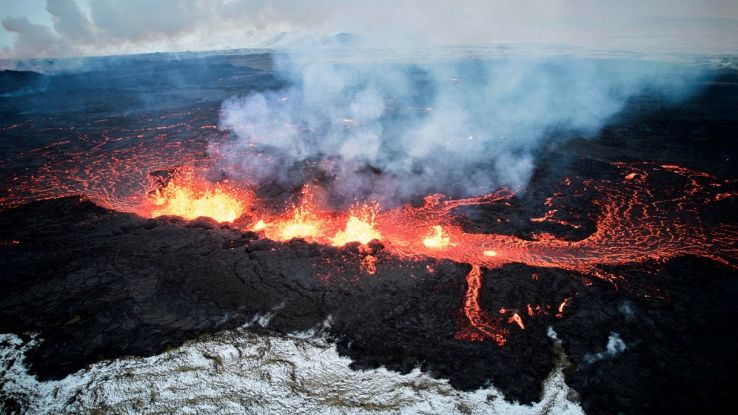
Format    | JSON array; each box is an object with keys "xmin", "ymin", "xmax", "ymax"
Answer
[{"xmin": 1, "ymin": 330, "xmax": 585, "ymax": 414}]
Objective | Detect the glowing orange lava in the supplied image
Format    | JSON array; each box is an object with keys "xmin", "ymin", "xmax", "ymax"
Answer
[
  {"xmin": 147, "ymin": 173, "xmax": 246, "ymax": 223},
  {"xmin": 455, "ymin": 265, "xmax": 509, "ymax": 345},
  {"xmin": 331, "ymin": 204, "xmax": 381, "ymax": 246},
  {"xmin": 508, "ymin": 313, "xmax": 525, "ymax": 330},
  {"xmin": 423, "ymin": 225, "xmax": 452, "ymax": 249},
  {"xmin": 269, "ymin": 207, "xmax": 324, "ymax": 241},
  {"xmin": 252, "ymin": 220, "xmax": 266, "ymax": 231}
]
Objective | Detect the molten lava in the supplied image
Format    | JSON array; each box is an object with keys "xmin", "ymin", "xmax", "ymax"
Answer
[
  {"xmin": 249, "ymin": 189, "xmax": 382, "ymax": 247},
  {"xmin": 269, "ymin": 207, "xmax": 324, "ymax": 242},
  {"xmin": 508, "ymin": 313, "xmax": 525, "ymax": 330},
  {"xmin": 455, "ymin": 265, "xmax": 509, "ymax": 345},
  {"xmin": 423, "ymin": 225, "xmax": 452, "ymax": 249},
  {"xmin": 331, "ymin": 204, "xmax": 382, "ymax": 246},
  {"xmin": 147, "ymin": 173, "xmax": 246, "ymax": 223},
  {"xmin": 252, "ymin": 220, "xmax": 266, "ymax": 231}
]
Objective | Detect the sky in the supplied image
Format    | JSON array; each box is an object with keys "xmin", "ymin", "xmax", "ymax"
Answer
[{"xmin": 1, "ymin": 0, "xmax": 737, "ymax": 59}]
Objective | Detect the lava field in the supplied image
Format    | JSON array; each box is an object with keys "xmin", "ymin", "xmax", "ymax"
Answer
[{"xmin": 1, "ymin": 53, "xmax": 738, "ymax": 414}]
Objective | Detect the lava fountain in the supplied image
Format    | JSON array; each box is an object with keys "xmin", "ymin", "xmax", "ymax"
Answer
[{"xmin": 143, "ymin": 169, "xmax": 249, "ymax": 223}]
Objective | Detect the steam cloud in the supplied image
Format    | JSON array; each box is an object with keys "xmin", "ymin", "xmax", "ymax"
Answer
[
  {"xmin": 217, "ymin": 51, "xmax": 704, "ymax": 205},
  {"xmin": 583, "ymin": 332, "xmax": 627, "ymax": 364}
]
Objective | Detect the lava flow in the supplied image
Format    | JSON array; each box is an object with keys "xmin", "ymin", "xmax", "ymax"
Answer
[{"xmin": 129, "ymin": 161, "xmax": 738, "ymax": 345}]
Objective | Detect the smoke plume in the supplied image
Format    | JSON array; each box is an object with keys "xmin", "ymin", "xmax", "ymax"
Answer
[
  {"xmin": 583, "ymin": 332, "xmax": 627, "ymax": 364},
  {"xmin": 217, "ymin": 51, "xmax": 705, "ymax": 205}
]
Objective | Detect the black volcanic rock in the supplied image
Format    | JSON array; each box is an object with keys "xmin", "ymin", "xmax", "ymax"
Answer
[
  {"xmin": 0, "ymin": 70, "xmax": 44, "ymax": 95},
  {"xmin": 556, "ymin": 260, "xmax": 738, "ymax": 415},
  {"xmin": 0, "ymin": 196, "xmax": 546, "ymax": 402}
]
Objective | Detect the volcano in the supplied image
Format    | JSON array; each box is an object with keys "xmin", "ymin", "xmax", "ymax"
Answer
[{"xmin": 1, "ymin": 51, "xmax": 737, "ymax": 414}]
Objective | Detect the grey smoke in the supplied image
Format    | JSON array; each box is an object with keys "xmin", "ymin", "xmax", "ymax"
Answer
[
  {"xmin": 618, "ymin": 300, "xmax": 637, "ymax": 322},
  {"xmin": 217, "ymin": 51, "xmax": 705, "ymax": 205},
  {"xmin": 46, "ymin": 0, "xmax": 93, "ymax": 42},
  {"xmin": 1, "ymin": 16, "xmax": 65, "ymax": 58},
  {"xmin": 547, "ymin": 326, "xmax": 559, "ymax": 342}
]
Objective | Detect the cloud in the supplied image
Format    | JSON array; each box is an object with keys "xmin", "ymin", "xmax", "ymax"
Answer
[
  {"xmin": 46, "ymin": 0, "xmax": 93, "ymax": 42},
  {"xmin": 88, "ymin": 0, "xmax": 194, "ymax": 41},
  {"xmin": 1, "ymin": 0, "xmax": 737, "ymax": 58},
  {"xmin": 1, "ymin": 15, "xmax": 67, "ymax": 58}
]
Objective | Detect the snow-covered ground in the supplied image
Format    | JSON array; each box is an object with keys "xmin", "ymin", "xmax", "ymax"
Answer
[{"xmin": 0, "ymin": 328, "xmax": 584, "ymax": 414}]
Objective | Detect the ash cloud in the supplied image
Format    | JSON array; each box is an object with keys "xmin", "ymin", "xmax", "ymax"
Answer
[{"xmin": 217, "ymin": 51, "xmax": 705, "ymax": 205}]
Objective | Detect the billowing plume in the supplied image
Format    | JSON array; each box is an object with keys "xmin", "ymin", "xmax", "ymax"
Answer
[{"xmin": 217, "ymin": 52, "xmax": 704, "ymax": 205}]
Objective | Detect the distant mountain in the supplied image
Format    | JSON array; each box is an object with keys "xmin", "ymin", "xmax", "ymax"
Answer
[{"xmin": 260, "ymin": 32, "xmax": 365, "ymax": 49}]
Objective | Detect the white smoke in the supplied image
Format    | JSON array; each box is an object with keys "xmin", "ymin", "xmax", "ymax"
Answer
[
  {"xmin": 583, "ymin": 332, "xmax": 627, "ymax": 364},
  {"xmin": 217, "ymin": 50, "xmax": 704, "ymax": 205}
]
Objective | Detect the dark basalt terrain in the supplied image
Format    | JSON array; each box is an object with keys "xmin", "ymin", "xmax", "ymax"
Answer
[{"xmin": 1, "ymin": 55, "xmax": 738, "ymax": 414}]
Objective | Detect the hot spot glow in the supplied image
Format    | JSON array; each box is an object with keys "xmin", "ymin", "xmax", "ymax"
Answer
[
  {"xmin": 456, "ymin": 265, "xmax": 509, "ymax": 346},
  {"xmin": 273, "ymin": 208, "xmax": 323, "ymax": 241},
  {"xmin": 423, "ymin": 225, "xmax": 451, "ymax": 249},
  {"xmin": 252, "ymin": 220, "xmax": 266, "ymax": 231},
  {"xmin": 149, "ymin": 177, "xmax": 245, "ymax": 223},
  {"xmin": 508, "ymin": 313, "xmax": 525, "ymax": 330},
  {"xmin": 261, "ymin": 186, "xmax": 329, "ymax": 242},
  {"xmin": 331, "ymin": 204, "xmax": 381, "ymax": 246}
]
